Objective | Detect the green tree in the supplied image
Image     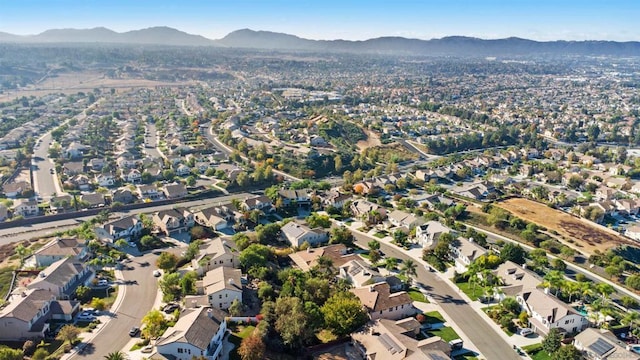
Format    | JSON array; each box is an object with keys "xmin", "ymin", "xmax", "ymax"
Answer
[
  {"xmin": 156, "ymin": 252, "xmax": 178, "ymax": 272},
  {"xmin": 626, "ymin": 274, "xmax": 640, "ymax": 290},
  {"xmin": 57, "ymin": 324, "xmax": 80, "ymax": 345},
  {"xmin": 180, "ymin": 271, "xmax": 197, "ymax": 295},
  {"xmin": 542, "ymin": 328, "xmax": 562, "ymax": 355},
  {"xmin": 329, "ymin": 226, "xmax": 354, "ymax": 246},
  {"xmin": 499, "ymin": 243, "xmax": 526, "ymax": 264},
  {"xmin": 321, "ymin": 291, "xmax": 369, "ymax": 337},
  {"xmin": 0, "ymin": 347, "xmax": 24, "ymax": 360},
  {"xmin": 75, "ymin": 285, "xmax": 91, "ymax": 301},
  {"xmin": 142, "ymin": 309, "xmax": 167, "ymax": 340},
  {"xmin": 400, "ymin": 259, "xmax": 418, "ymax": 285},
  {"xmin": 369, "ymin": 249, "xmax": 382, "ymax": 264},
  {"xmin": 305, "ymin": 213, "xmax": 332, "ymax": 228},
  {"xmin": 90, "ymin": 297, "xmax": 107, "ymax": 311},
  {"xmin": 274, "ymin": 297, "xmax": 312, "ymax": 350},
  {"xmin": 368, "ymin": 239, "xmax": 380, "ymax": 251},
  {"xmin": 159, "ymin": 272, "xmax": 182, "ymax": 302},
  {"xmin": 554, "ymin": 345, "xmax": 581, "ymax": 360},
  {"xmin": 229, "ymin": 298, "xmax": 243, "ymax": 316},
  {"xmin": 239, "ymin": 244, "xmax": 272, "ymax": 271},
  {"xmin": 31, "ymin": 348, "xmax": 49, "ymax": 360}
]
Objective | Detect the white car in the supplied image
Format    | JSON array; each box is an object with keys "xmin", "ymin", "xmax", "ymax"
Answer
[
  {"xmin": 97, "ymin": 279, "xmax": 108, "ymax": 287},
  {"xmin": 153, "ymin": 270, "xmax": 161, "ymax": 277},
  {"xmin": 520, "ymin": 328, "xmax": 533, "ymax": 337}
]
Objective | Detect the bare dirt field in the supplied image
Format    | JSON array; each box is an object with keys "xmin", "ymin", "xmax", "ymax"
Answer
[
  {"xmin": 497, "ymin": 198, "xmax": 638, "ymax": 255},
  {"xmin": 0, "ymin": 71, "xmax": 195, "ymax": 101},
  {"xmin": 356, "ymin": 129, "xmax": 382, "ymax": 151}
]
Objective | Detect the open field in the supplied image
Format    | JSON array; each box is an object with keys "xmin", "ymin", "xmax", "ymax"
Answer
[
  {"xmin": 0, "ymin": 71, "xmax": 196, "ymax": 101},
  {"xmin": 356, "ymin": 129, "xmax": 382, "ymax": 151},
  {"xmin": 497, "ymin": 198, "xmax": 638, "ymax": 255}
]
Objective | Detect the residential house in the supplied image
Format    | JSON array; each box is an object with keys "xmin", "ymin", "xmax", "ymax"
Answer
[
  {"xmin": 351, "ymin": 282, "xmax": 414, "ymax": 320},
  {"xmin": 68, "ymin": 174, "xmax": 90, "ymax": 190},
  {"xmin": 155, "ymin": 306, "xmax": 228, "ymax": 360},
  {"xmin": 87, "ymin": 158, "xmax": 106, "ymax": 172},
  {"xmin": 153, "ymin": 208, "xmax": 194, "ymax": 236},
  {"xmin": 0, "ymin": 289, "xmax": 57, "ymax": 340},
  {"xmin": 12, "ymin": 199, "xmax": 39, "ymax": 217},
  {"xmin": 289, "ymin": 244, "xmax": 358, "ymax": 272},
  {"xmin": 80, "ymin": 193, "xmax": 106, "ymax": 208},
  {"xmin": 3, "ymin": 180, "xmax": 33, "ymax": 198},
  {"xmin": 112, "ymin": 188, "xmax": 135, "ymax": 204},
  {"xmin": 322, "ymin": 191, "xmax": 352, "ymax": 209},
  {"xmin": 278, "ymin": 189, "xmax": 312, "ymax": 206},
  {"xmin": 387, "ymin": 210, "xmax": 421, "ymax": 229},
  {"xmin": 493, "ymin": 261, "xmax": 542, "ymax": 301},
  {"xmin": 102, "ymin": 215, "xmax": 143, "ymax": 241},
  {"xmin": 138, "ymin": 184, "xmax": 161, "ymax": 200},
  {"xmin": 175, "ymin": 164, "xmax": 191, "ymax": 177},
  {"xmin": 192, "ymin": 238, "xmax": 239, "ymax": 276},
  {"xmin": 450, "ymin": 238, "xmax": 488, "ymax": 273},
  {"xmin": 351, "ymin": 317, "xmax": 452, "ymax": 360},
  {"xmin": 124, "ymin": 168, "xmax": 142, "ymax": 183},
  {"xmin": 624, "ymin": 225, "xmax": 640, "ymax": 241},
  {"xmin": 65, "ymin": 142, "xmax": 87, "ymax": 159},
  {"xmin": 200, "ymin": 267, "xmax": 243, "ymax": 310},
  {"xmin": 193, "ymin": 204, "xmax": 240, "ymax": 231},
  {"xmin": 240, "ymin": 195, "xmax": 273, "ymax": 212},
  {"xmin": 339, "ymin": 259, "xmax": 385, "ymax": 288},
  {"xmin": 418, "ymin": 194, "xmax": 454, "ymax": 211},
  {"xmin": 350, "ymin": 199, "xmax": 387, "ymax": 224},
  {"xmin": 163, "ymin": 183, "xmax": 188, "ymax": 199},
  {"xmin": 517, "ymin": 287, "xmax": 588, "ymax": 335},
  {"xmin": 95, "ymin": 173, "xmax": 116, "ymax": 187},
  {"xmin": 280, "ymin": 221, "xmax": 329, "ymax": 248},
  {"xmin": 415, "ymin": 221, "xmax": 451, "ymax": 249},
  {"xmin": 25, "ymin": 237, "xmax": 88, "ymax": 268},
  {"xmin": 614, "ymin": 199, "xmax": 640, "ymax": 216},
  {"xmin": 62, "ymin": 161, "xmax": 84, "ymax": 176},
  {"xmin": 27, "ymin": 257, "xmax": 93, "ymax": 300},
  {"xmin": 573, "ymin": 328, "xmax": 639, "ymax": 360}
]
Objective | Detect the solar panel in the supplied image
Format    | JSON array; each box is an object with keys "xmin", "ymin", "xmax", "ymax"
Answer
[
  {"xmin": 378, "ymin": 333, "xmax": 403, "ymax": 354},
  {"xmin": 588, "ymin": 338, "xmax": 614, "ymax": 357}
]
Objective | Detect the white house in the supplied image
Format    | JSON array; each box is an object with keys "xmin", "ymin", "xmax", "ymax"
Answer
[
  {"xmin": 0, "ymin": 289, "xmax": 56, "ymax": 340},
  {"xmin": 280, "ymin": 222, "xmax": 329, "ymax": 248},
  {"xmin": 517, "ymin": 288, "xmax": 588, "ymax": 336},
  {"xmin": 415, "ymin": 221, "xmax": 451, "ymax": 248},
  {"xmin": 192, "ymin": 238, "xmax": 239, "ymax": 276},
  {"xmin": 155, "ymin": 306, "xmax": 227, "ymax": 360},
  {"xmin": 573, "ymin": 328, "xmax": 638, "ymax": 360},
  {"xmin": 27, "ymin": 257, "xmax": 93, "ymax": 300},
  {"xmin": 450, "ymin": 238, "xmax": 488, "ymax": 273},
  {"xmin": 102, "ymin": 215, "xmax": 143, "ymax": 241},
  {"xmin": 12, "ymin": 199, "xmax": 39, "ymax": 217},
  {"xmin": 200, "ymin": 267, "xmax": 243, "ymax": 310},
  {"xmin": 95, "ymin": 174, "xmax": 116, "ymax": 187}
]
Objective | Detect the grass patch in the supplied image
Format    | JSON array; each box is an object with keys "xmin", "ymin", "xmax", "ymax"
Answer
[
  {"xmin": 454, "ymin": 281, "xmax": 490, "ymax": 302},
  {"xmin": 374, "ymin": 231, "xmax": 387, "ymax": 239},
  {"xmin": 522, "ymin": 343, "xmax": 552, "ymax": 360},
  {"xmin": 408, "ymin": 288, "xmax": 429, "ymax": 303},
  {"xmin": 427, "ymin": 326, "xmax": 460, "ymax": 342},
  {"xmin": 0, "ymin": 266, "xmax": 15, "ymax": 299},
  {"xmin": 454, "ymin": 354, "xmax": 479, "ymax": 360},
  {"xmin": 422, "ymin": 311, "xmax": 445, "ymax": 324}
]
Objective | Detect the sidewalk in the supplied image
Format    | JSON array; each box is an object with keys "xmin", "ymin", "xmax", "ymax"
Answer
[{"xmin": 345, "ymin": 220, "xmax": 538, "ymax": 359}]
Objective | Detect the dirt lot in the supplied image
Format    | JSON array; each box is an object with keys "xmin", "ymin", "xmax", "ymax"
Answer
[
  {"xmin": 356, "ymin": 129, "xmax": 382, "ymax": 151},
  {"xmin": 497, "ymin": 198, "xmax": 638, "ymax": 255}
]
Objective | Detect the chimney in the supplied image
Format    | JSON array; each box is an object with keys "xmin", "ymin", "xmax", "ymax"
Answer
[{"xmin": 207, "ymin": 308, "xmax": 213, "ymax": 318}]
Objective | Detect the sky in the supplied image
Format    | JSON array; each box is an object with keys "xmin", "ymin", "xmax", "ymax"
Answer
[{"xmin": 0, "ymin": 0, "xmax": 639, "ymax": 41}]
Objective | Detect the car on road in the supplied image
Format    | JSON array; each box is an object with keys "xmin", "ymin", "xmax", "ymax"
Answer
[
  {"xmin": 153, "ymin": 270, "xmax": 162, "ymax": 277},
  {"xmin": 520, "ymin": 328, "xmax": 533, "ymax": 337},
  {"xmin": 49, "ymin": 168, "xmax": 55, "ymax": 174},
  {"xmin": 129, "ymin": 326, "xmax": 140, "ymax": 337}
]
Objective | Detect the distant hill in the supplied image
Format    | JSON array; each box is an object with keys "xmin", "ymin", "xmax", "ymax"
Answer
[
  {"xmin": 217, "ymin": 29, "xmax": 640, "ymax": 56},
  {"xmin": 0, "ymin": 26, "xmax": 216, "ymax": 46},
  {"xmin": 1, "ymin": 26, "xmax": 640, "ymax": 56}
]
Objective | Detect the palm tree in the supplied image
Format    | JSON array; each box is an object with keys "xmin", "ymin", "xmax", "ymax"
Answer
[
  {"xmin": 384, "ymin": 257, "xmax": 397, "ymax": 271},
  {"xmin": 314, "ymin": 256, "xmax": 335, "ymax": 278},
  {"xmin": 400, "ymin": 259, "xmax": 417, "ymax": 286},
  {"xmin": 542, "ymin": 270, "xmax": 564, "ymax": 296},
  {"xmin": 104, "ymin": 351, "xmax": 126, "ymax": 360},
  {"xmin": 563, "ymin": 280, "xmax": 582, "ymax": 303},
  {"xmin": 596, "ymin": 283, "xmax": 615, "ymax": 306}
]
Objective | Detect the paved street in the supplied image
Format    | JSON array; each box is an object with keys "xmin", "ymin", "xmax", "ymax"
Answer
[
  {"xmin": 350, "ymin": 230, "xmax": 521, "ymax": 360},
  {"xmin": 68, "ymin": 248, "xmax": 181, "ymax": 359},
  {"xmin": 32, "ymin": 132, "xmax": 61, "ymax": 199},
  {"xmin": 143, "ymin": 123, "xmax": 163, "ymax": 159}
]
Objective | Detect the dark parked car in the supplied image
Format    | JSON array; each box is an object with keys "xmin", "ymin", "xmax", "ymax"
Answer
[
  {"xmin": 163, "ymin": 303, "xmax": 180, "ymax": 313},
  {"xmin": 129, "ymin": 326, "xmax": 140, "ymax": 337}
]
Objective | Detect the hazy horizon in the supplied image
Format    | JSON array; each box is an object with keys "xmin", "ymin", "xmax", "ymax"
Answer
[{"xmin": 1, "ymin": 0, "xmax": 639, "ymax": 42}]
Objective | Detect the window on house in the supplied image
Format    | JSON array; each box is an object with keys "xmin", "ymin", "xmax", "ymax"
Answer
[
  {"xmin": 178, "ymin": 348, "xmax": 183, "ymax": 353},
  {"xmin": 219, "ymin": 295, "xmax": 222, "ymax": 299}
]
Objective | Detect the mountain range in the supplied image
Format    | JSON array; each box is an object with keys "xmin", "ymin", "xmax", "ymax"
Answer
[{"xmin": 1, "ymin": 26, "xmax": 640, "ymax": 56}]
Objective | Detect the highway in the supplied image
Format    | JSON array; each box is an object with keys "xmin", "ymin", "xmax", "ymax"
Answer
[
  {"xmin": 0, "ymin": 192, "xmax": 251, "ymax": 246},
  {"xmin": 350, "ymin": 230, "xmax": 520, "ymax": 360}
]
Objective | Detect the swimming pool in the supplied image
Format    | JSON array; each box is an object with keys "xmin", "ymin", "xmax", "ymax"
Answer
[
  {"xmin": 573, "ymin": 305, "xmax": 588, "ymax": 317},
  {"xmin": 631, "ymin": 345, "xmax": 640, "ymax": 354}
]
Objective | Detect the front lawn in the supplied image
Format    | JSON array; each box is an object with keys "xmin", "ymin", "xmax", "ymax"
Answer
[
  {"xmin": 374, "ymin": 231, "xmax": 387, "ymax": 239},
  {"xmin": 522, "ymin": 343, "xmax": 552, "ymax": 360},
  {"xmin": 408, "ymin": 288, "xmax": 429, "ymax": 303},
  {"xmin": 422, "ymin": 311, "xmax": 446, "ymax": 324},
  {"xmin": 454, "ymin": 281, "xmax": 491, "ymax": 302},
  {"xmin": 426, "ymin": 326, "xmax": 460, "ymax": 342}
]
